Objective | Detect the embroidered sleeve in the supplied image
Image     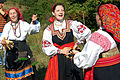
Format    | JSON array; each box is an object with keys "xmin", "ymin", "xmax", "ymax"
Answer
[
  {"xmin": 42, "ymin": 26, "xmax": 60, "ymax": 57},
  {"xmin": 74, "ymin": 31, "xmax": 112, "ymax": 68},
  {"xmin": 28, "ymin": 20, "xmax": 40, "ymax": 35},
  {"xmin": 70, "ymin": 20, "xmax": 91, "ymax": 44},
  {"xmin": 89, "ymin": 32, "xmax": 111, "ymax": 51}
]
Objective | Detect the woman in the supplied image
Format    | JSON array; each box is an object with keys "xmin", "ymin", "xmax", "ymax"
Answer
[
  {"xmin": 42, "ymin": 3, "xmax": 91, "ymax": 80},
  {"xmin": 74, "ymin": 4, "xmax": 120, "ymax": 80},
  {"xmin": 0, "ymin": 7, "xmax": 40, "ymax": 80}
]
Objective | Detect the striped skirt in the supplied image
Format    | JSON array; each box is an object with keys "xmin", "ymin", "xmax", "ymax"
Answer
[{"xmin": 5, "ymin": 40, "xmax": 37, "ymax": 80}]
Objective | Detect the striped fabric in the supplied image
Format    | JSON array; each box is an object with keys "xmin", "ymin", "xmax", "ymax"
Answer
[
  {"xmin": 0, "ymin": 9, "xmax": 8, "ymax": 32},
  {"xmin": 45, "ymin": 55, "xmax": 59, "ymax": 80},
  {"xmin": 5, "ymin": 65, "xmax": 34, "ymax": 80}
]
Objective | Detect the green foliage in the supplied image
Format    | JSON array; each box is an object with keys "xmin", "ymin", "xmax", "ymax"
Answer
[{"xmin": 65, "ymin": 0, "xmax": 120, "ymax": 32}]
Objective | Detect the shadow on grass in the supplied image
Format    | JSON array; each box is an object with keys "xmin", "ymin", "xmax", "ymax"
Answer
[{"xmin": 35, "ymin": 65, "xmax": 47, "ymax": 80}]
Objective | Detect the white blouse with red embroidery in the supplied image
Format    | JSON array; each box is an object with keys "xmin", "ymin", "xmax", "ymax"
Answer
[
  {"xmin": 74, "ymin": 29, "xmax": 117, "ymax": 69},
  {"xmin": 42, "ymin": 20, "xmax": 91, "ymax": 57}
]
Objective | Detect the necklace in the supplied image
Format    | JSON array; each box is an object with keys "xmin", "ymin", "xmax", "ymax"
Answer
[
  {"xmin": 11, "ymin": 21, "xmax": 21, "ymax": 38},
  {"xmin": 54, "ymin": 20, "xmax": 64, "ymax": 26},
  {"xmin": 54, "ymin": 22, "xmax": 62, "ymax": 26}
]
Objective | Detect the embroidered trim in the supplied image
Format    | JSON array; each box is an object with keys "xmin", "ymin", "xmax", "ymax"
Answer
[
  {"xmin": 75, "ymin": 40, "xmax": 81, "ymax": 45},
  {"xmin": 89, "ymin": 32, "xmax": 111, "ymax": 51},
  {"xmin": 5, "ymin": 65, "xmax": 34, "ymax": 80},
  {"xmin": 57, "ymin": 49, "xmax": 61, "ymax": 54},
  {"xmin": 42, "ymin": 40, "xmax": 52, "ymax": 48},
  {"xmin": 50, "ymin": 20, "xmax": 71, "ymax": 40},
  {"xmin": 77, "ymin": 25, "xmax": 86, "ymax": 33}
]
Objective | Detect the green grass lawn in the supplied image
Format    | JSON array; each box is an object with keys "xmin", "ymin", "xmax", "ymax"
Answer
[{"xmin": 0, "ymin": 65, "xmax": 5, "ymax": 80}]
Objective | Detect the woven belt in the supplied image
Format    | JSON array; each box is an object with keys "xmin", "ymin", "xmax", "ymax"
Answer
[{"xmin": 102, "ymin": 47, "xmax": 119, "ymax": 58}]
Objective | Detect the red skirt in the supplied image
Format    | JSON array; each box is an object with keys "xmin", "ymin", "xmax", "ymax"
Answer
[{"xmin": 45, "ymin": 54, "xmax": 83, "ymax": 80}]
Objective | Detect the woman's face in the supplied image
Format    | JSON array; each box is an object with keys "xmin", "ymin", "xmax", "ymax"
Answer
[
  {"xmin": 52, "ymin": 5, "xmax": 65, "ymax": 21},
  {"xmin": 9, "ymin": 9, "xmax": 18, "ymax": 23},
  {"xmin": 96, "ymin": 13, "xmax": 101, "ymax": 27}
]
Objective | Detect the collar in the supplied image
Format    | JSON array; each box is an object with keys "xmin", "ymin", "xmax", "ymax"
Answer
[{"xmin": 54, "ymin": 20, "xmax": 66, "ymax": 33}]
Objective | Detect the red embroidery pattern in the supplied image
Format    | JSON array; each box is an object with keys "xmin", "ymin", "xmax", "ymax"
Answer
[
  {"xmin": 75, "ymin": 40, "xmax": 80, "ymax": 45},
  {"xmin": 42, "ymin": 40, "xmax": 52, "ymax": 47},
  {"xmin": 57, "ymin": 49, "xmax": 61, "ymax": 54},
  {"xmin": 89, "ymin": 32, "xmax": 111, "ymax": 51},
  {"xmin": 77, "ymin": 25, "xmax": 86, "ymax": 33},
  {"xmin": 50, "ymin": 20, "xmax": 71, "ymax": 40},
  {"xmin": 68, "ymin": 20, "xmax": 72, "ymax": 26}
]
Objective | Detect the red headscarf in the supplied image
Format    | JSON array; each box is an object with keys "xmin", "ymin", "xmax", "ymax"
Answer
[
  {"xmin": 52, "ymin": 4, "xmax": 56, "ymax": 12},
  {"xmin": 99, "ymin": 4, "xmax": 120, "ymax": 42},
  {"xmin": 9, "ymin": 7, "xmax": 24, "ymax": 21},
  {"xmin": 49, "ymin": 4, "xmax": 56, "ymax": 23}
]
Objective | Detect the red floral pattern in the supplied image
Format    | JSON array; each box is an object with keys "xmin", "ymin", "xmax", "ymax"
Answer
[
  {"xmin": 42, "ymin": 40, "xmax": 52, "ymax": 47},
  {"xmin": 77, "ymin": 25, "xmax": 86, "ymax": 33},
  {"xmin": 89, "ymin": 32, "xmax": 111, "ymax": 51}
]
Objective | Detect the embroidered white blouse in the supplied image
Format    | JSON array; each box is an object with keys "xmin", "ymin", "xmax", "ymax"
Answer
[
  {"xmin": 0, "ymin": 20, "xmax": 40, "ymax": 42},
  {"xmin": 42, "ymin": 20, "xmax": 91, "ymax": 57},
  {"xmin": 74, "ymin": 29, "xmax": 117, "ymax": 69}
]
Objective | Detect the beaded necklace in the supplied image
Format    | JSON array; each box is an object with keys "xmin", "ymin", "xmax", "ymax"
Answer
[
  {"xmin": 54, "ymin": 20, "xmax": 64, "ymax": 26},
  {"xmin": 11, "ymin": 21, "xmax": 21, "ymax": 38}
]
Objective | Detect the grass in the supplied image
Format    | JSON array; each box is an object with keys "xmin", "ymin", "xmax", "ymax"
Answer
[
  {"xmin": 27, "ymin": 25, "xmax": 50, "ymax": 80},
  {"xmin": 0, "ymin": 65, "xmax": 5, "ymax": 80}
]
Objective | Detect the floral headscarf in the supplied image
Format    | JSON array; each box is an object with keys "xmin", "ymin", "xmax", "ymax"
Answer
[
  {"xmin": 99, "ymin": 4, "xmax": 120, "ymax": 42},
  {"xmin": 9, "ymin": 7, "xmax": 24, "ymax": 21}
]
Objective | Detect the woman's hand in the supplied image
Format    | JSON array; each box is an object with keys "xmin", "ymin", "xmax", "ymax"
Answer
[
  {"xmin": 1, "ymin": 40, "xmax": 6, "ymax": 45},
  {"xmin": 61, "ymin": 47, "xmax": 71, "ymax": 55},
  {"xmin": 73, "ymin": 44, "xmax": 78, "ymax": 50},
  {"xmin": 32, "ymin": 14, "xmax": 37, "ymax": 22},
  {"xmin": 72, "ymin": 50, "xmax": 79, "ymax": 54}
]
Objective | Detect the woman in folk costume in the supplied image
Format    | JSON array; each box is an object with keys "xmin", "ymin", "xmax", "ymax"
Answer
[
  {"xmin": 42, "ymin": 3, "xmax": 91, "ymax": 80},
  {"xmin": 0, "ymin": 7, "xmax": 40, "ymax": 80},
  {"xmin": 73, "ymin": 3, "xmax": 120, "ymax": 80}
]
